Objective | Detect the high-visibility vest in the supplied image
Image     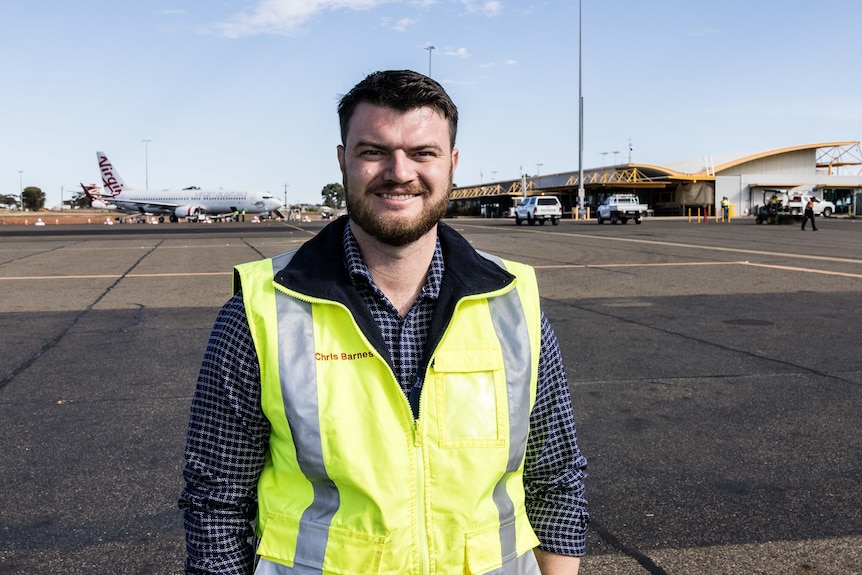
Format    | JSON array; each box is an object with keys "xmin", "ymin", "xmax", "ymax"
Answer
[{"xmin": 236, "ymin": 249, "xmax": 542, "ymax": 575}]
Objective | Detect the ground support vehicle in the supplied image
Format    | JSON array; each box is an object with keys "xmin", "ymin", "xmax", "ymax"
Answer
[
  {"xmin": 755, "ymin": 203, "xmax": 800, "ymax": 225},
  {"xmin": 597, "ymin": 194, "xmax": 648, "ymax": 225},
  {"xmin": 514, "ymin": 196, "xmax": 562, "ymax": 225}
]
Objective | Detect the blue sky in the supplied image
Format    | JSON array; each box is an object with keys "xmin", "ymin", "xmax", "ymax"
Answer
[{"xmin": 4, "ymin": 0, "xmax": 862, "ymax": 208}]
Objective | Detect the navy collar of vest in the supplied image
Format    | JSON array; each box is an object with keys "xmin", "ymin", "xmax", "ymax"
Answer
[
  {"xmin": 272, "ymin": 215, "xmax": 518, "ymax": 385},
  {"xmin": 273, "ymin": 215, "xmax": 516, "ymax": 301}
]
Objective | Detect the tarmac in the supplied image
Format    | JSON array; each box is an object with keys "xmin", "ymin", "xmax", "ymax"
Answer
[{"xmin": 1, "ymin": 215, "xmax": 860, "ymax": 574}]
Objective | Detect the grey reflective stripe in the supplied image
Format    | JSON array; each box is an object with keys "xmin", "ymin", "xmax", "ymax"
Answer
[
  {"xmin": 475, "ymin": 549, "xmax": 541, "ymax": 575},
  {"xmin": 266, "ymin": 254, "xmax": 339, "ymax": 574},
  {"xmin": 481, "ymin": 252, "xmax": 535, "ymax": 565},
  {"xmin": 254, "ymin": 557, "xmax": 293, "ymax": 575}
]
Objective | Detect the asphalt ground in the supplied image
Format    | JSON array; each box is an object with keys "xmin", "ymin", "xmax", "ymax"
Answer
[{"xmin": 1, "ymin": 215, "xmax": 861, "ymax": 575}]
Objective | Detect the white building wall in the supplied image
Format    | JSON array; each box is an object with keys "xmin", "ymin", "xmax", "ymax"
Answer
[{"xmin": 719, "ymin": 149, "xmax": 817, "ymax": 176}]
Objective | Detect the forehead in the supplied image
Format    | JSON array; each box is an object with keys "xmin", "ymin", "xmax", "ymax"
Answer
[{"xmin": 346, "ymin": 103, "xmax": 450, "ymax": 145}]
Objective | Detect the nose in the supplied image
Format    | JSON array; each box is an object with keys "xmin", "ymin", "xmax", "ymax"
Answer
[{"xmin": 384, "ymin": 150, "xmax": 414, "ymax": 184}]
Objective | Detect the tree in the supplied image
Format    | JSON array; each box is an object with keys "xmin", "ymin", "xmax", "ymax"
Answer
[
  {"xmin": 321, "ymin": 182, "xmax": 345, "ymax": 210},
  {"xmin": 0, "ymin": 194, "xmax": 19, "ymax": 208},
  {"xmin": 22, "ymin": 186, "xmax": 45, "ymax": 211},
  {"xmin": 67, "ymin": 191, "xmax": 93, "ymax": 209}
]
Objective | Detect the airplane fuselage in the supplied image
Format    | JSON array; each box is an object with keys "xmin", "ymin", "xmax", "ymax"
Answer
[
  {"xmin": 108, "ymin": 189, "xmax": 281, "ymax": 216},
  {"xmin": 92, "ymin": 151, "xmax": 284, "ymax": 220}
]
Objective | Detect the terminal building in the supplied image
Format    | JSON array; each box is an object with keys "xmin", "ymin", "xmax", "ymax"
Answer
[{"xmin": 450, "ymin": 141, "xmax": 862, "ymax": 219}]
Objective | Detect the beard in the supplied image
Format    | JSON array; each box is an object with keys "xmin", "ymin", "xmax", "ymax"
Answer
[{"xmin": 345, "ymin": 177, "xmax": 451, "ymax": 247}]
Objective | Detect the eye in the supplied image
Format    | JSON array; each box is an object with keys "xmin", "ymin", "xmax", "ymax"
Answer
[{"xmin": 359, "ymin": 149, "xmax": 384, "ymax": 157}]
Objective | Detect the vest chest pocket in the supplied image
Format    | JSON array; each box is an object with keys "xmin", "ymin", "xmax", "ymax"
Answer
[{"xmin": 433, "ymin": 349, "xmax": 507, "ymax": 448}]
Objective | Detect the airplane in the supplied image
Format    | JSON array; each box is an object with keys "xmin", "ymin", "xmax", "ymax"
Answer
[{"xmin": 84, "ymin": 151, "xmax": 284, "ymax": 222}]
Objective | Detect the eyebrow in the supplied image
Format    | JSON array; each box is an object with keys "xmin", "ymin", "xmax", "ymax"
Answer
[{"xmin": 352, "ymin": 139, "xmax": 445, "ymax": 153}]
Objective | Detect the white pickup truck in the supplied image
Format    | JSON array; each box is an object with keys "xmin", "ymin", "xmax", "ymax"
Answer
[
  {"xmin": 785, "ymin": 195, "xmax": 835, "ymax": 217},
  {"xmin": 597, "ymin": 194, "xmax": 648, "ymax": 224},
  {"xmin": 514, "ymin": 196, "xmax": 563, "ymax": 225}
]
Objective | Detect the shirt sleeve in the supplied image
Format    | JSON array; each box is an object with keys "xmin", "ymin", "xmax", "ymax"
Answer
[
  {"xmin": 178, "ymin": 292, "xmax": 269, "ymax": 575},
  {"xmin": 523, "ymin": 313, "xmax": 590, "ymax": 556}
]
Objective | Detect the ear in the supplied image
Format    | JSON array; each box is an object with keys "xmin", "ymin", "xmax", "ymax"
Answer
[
  {"xmin": 337, "ymin": 144, "xmax": 346, "ymax": 176},
  {"xmin": 451, "ymin": 147, "xmax": 459, "ymax": 173}
]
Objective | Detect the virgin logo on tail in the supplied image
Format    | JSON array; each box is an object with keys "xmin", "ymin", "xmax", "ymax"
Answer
[{"xmin": 97, "ymin": 152, "xmax": 124, "ymax": 197}]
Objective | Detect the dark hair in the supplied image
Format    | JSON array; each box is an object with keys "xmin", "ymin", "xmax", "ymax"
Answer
[{"xmin": 338, "ymin": 70, "xmax": 459, "ymax": 148}]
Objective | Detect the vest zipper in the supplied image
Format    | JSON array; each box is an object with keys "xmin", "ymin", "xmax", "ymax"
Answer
[{"xmin": 414, "ymin": 423, "xmax": 430, "ymax": 574}]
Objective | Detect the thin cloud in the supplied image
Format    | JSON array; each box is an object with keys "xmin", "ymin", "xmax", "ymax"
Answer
[
  {"xmin": 393, "ymin": 16, "xmax": 417, "ymax": 31},
  {"xmin": 209, "ymin": 0, "xmax": 501, "ymax": 38},
  {"xmin": 211, "ymin": 0, "xmax": 397, "ymax": 38},
  {"xmin": 459, "ymin": 0, "xmax": 503, "ymax": 17},
  {"xmin": 479, "ymin": 58, "xmax": 516, "ymax": 68},
  {"xmin": 444, "ymin": 47, "xmax": 470, "ymax": 58}
]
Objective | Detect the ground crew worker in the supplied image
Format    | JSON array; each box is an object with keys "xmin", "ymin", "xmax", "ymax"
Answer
[
  {"xmin": 179, "ymin": 70, "xmax": 590, "ymax": 575},
  {"xmin": 802, "ymin": 197, "xmax": 818, "ymax": 231},
  {"xmin": 720, "ymin": 196, "xmax": 730, "ymax": 221}
]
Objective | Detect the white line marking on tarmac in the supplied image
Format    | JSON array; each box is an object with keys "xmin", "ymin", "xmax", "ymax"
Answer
[
  {"xmin": 741, "ymin": 261, "xmax": 862, "ymax": 279},
  {"xmin": 0, "ymin": 272, "xmax": 232, "ymax": 281},
  {"xmin": 458, "ymin": 223, "xmax": 862, "ymax": 266},
  {"xmin": 532, "ymin": 260, "xmax": 862, "ymax": 279},
  {"xmin": 533, "ymin": 261, "xmax": 743, "ymax": 269}
]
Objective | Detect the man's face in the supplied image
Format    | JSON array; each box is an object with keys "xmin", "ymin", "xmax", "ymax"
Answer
[{"xmin": 337, "ymin": 103, "xmax": 459, "ymax": 246}]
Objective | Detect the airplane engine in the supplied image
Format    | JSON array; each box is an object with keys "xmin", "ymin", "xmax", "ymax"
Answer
[
  {"xmin": 91, "ymin": 199, "xmax": 116, "ymax": 210},
  {"xmin": 174, "ymin": 205, "xmax": 204, "ymax": 221}
]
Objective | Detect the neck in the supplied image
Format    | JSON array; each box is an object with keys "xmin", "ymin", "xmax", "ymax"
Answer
[{"xmin": 352, "ymin": 224, "xmax": 438, "ymax": 317}]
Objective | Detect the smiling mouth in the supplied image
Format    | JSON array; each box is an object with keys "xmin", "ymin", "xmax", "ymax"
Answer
[{"xmin": 378, "ymin": 192, "xmax": 421, "ymax": 200}]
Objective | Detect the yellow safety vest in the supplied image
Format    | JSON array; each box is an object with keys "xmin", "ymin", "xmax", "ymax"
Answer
[{"xmin": 236, "ymin": 248, "xmax": 542, "ymax": 575}]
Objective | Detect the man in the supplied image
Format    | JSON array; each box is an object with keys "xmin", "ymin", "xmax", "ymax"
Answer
[
  {"xmin": 179, "ymin": 70, "xmax": 589, "ymax": 575},
  {"xmin": 720, "ymin": 196, "xmax": 730, "ymax": 222},
  {"xmin": 801, "ymin": 197, "xmax": 817, "ymax": 231}
]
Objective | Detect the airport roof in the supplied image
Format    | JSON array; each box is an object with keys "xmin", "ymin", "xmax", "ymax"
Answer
[{"xmin": 450, "ymin": 141, "xmax": 862, "ymax": 200}]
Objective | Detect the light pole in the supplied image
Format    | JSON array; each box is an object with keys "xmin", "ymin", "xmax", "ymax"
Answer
[
  {"xmin": 536, "ymin": 163, "xmax": 543, "ymax": 176},
  {"xmin": 18, "ymin": 170, "xmax": 22, "ymax": 209},
  {"xmin": 142, "ymin": 139, "xmax": 151, "ymax": 190},
  {"xmin": 577, "ymin": 0, "xmax": 585, "ymax": 214},
  {"xmin": 425, "ymin": 45, "xmax": 435, "ymax": 77}
]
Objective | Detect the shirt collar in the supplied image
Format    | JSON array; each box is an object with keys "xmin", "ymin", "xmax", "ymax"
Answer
[{"xmin": 343, "ymin": 220, "xmax": 442, "ymax": 301}]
